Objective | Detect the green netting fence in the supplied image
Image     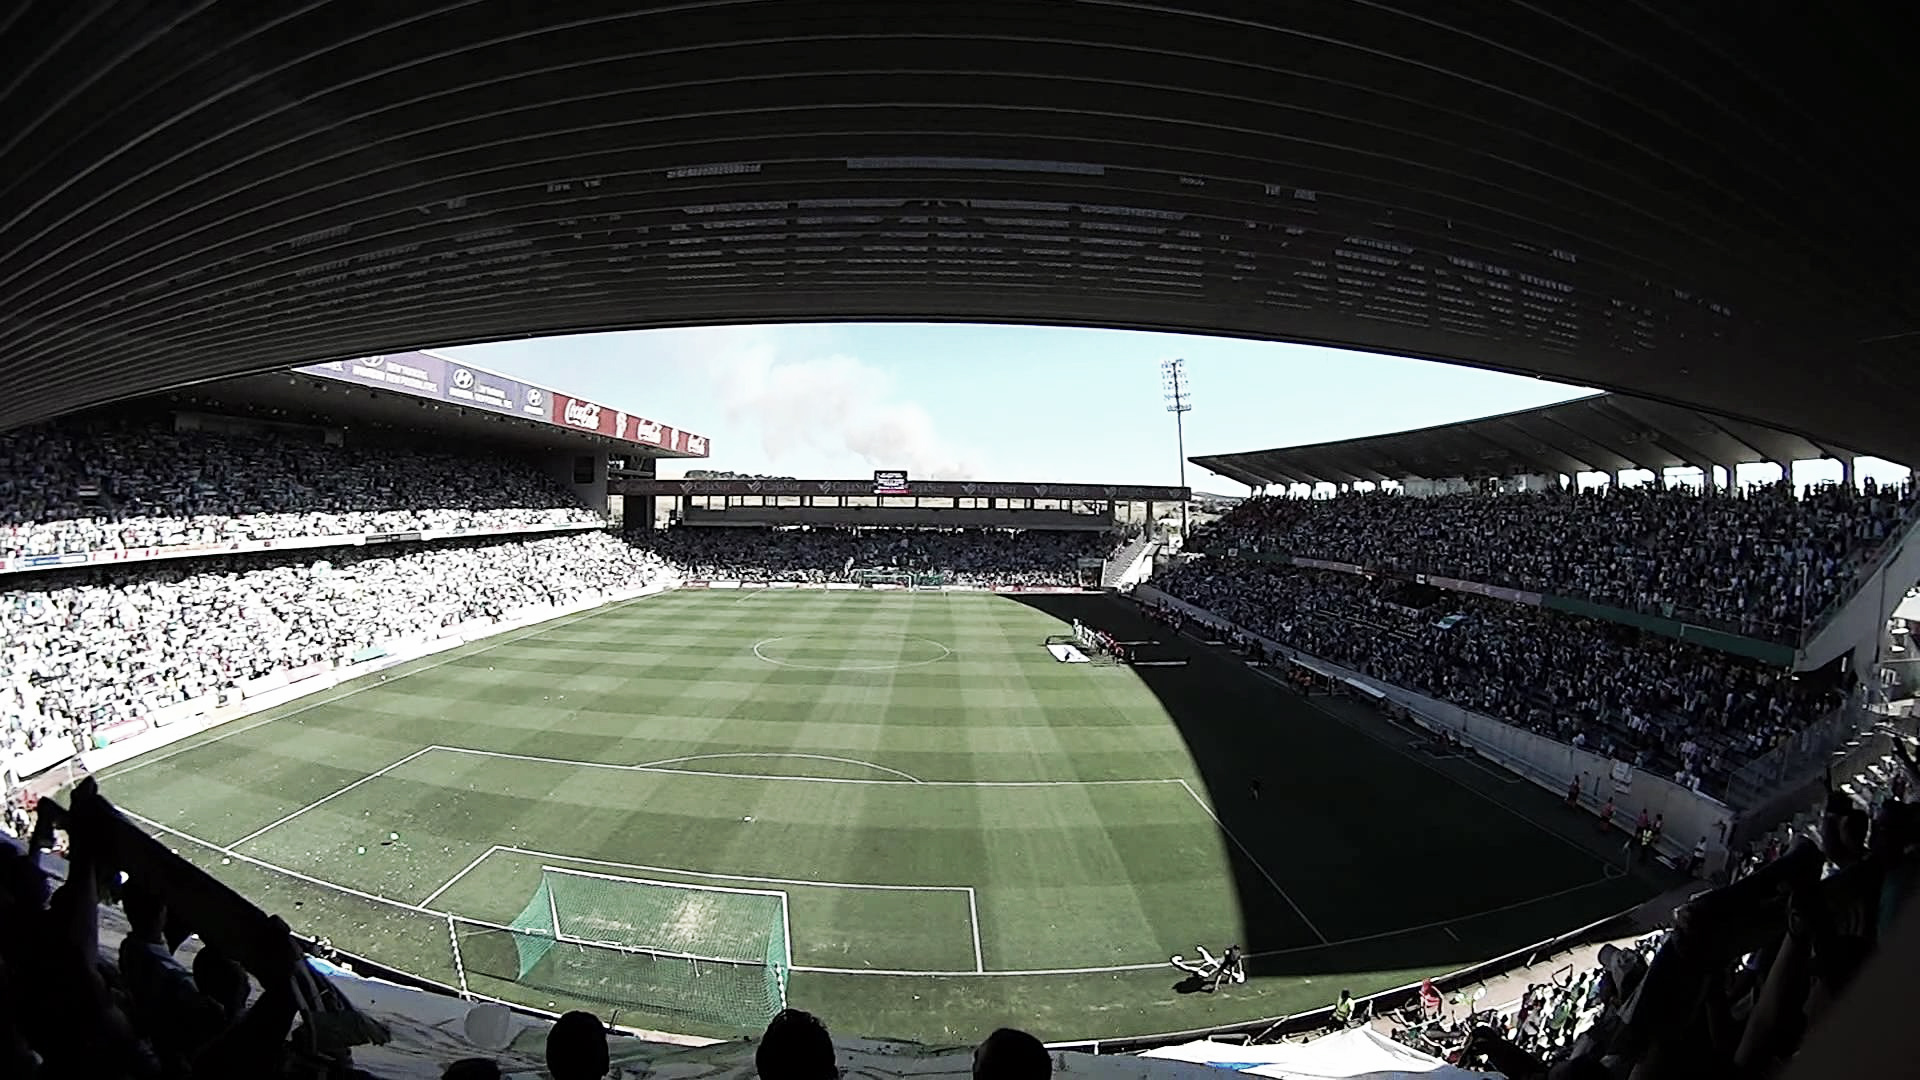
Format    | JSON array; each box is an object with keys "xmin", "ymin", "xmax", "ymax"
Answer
[{"xmin": 451, "ymin": 866, "xmax": 789, "ymax": 1032}]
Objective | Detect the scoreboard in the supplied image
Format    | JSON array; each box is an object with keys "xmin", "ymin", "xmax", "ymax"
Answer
[{"xmin": 873, "ymin": 469, "xmax": 910, "ymax": 494}]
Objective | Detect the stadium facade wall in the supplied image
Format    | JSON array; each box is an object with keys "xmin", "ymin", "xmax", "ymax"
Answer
[
  {"xmin": 677, "ymin": 507, "xmax": 1114, "ymax": 529},
  {"xmin": 1133, "ymin": 585, "xmax": 1734, "ymax": 862},
  {"xmin": 78, "ymin": 579, "xmax": 672, "ymax": 775}
]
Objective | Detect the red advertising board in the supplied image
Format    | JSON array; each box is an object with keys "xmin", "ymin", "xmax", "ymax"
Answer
[{"xmin": 550, "ymin": 394, "xmax": 620, "ymax": 436}]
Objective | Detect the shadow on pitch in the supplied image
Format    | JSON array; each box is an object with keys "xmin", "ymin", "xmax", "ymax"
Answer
[{"xmin": 998, "ymin": 592, "xmax": 1669, "ymax": 984}]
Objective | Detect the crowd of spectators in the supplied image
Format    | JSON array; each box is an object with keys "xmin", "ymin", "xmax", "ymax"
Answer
[
  {"xmin": 1155, "ymin": 563, "xmax": 1847, "ymax": 790},
  {"xmin": 1190, "ymin": 480, "xmax": 1919, "ymax": 643},
  {"xmin": 647, "ymin": 526, "xmax": 1103, "ymax": 587},
  {"xmin": 2, "ymin": 533, "xmax": 663, "ymax": 774},
  {"xmin": 1452, "ymin": 759, "xmax": 1916, "ymax": 1078},
  {"xmin": 0, "ymin": 416, "xmax": 602, "ymax": 561}
]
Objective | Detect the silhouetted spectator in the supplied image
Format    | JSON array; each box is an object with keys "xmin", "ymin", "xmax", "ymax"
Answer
[
  {"xmin": 547, "ymin": 1010, "xmax": 610, "ymax": 1080},
  {"xmin": 757, "ymin": 1008, "xmax": 838, "ymax": 1080},
  {"xmin": 973, "ymin": 1027, "xmax": 1052, "ymax": 1080}
]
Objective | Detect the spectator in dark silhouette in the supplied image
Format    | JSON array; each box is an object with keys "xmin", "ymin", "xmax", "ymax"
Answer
[
  {"xmin": 547, "ymin": 1010, "xmax": 610, "ymax": 1080},
  {"xmin": 758, "ymin": 1007, "xmax": 839, "ymax": 1080},
  {"xmin": 119, "ymin": 877, "xmax": 225, "ymax": 1060},
  {"xmin": 974, "ymin": 1027, "xmax": 1052, "ymax": 1080},
  {"xmin": 193, "ymin": 941, "xmax": 252, "ymax": 1023}
]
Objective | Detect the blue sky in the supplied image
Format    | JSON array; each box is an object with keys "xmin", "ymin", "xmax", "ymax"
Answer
[{"xmin": 443, "ymin": 323, "xmax": 1604, "ymax": 492}]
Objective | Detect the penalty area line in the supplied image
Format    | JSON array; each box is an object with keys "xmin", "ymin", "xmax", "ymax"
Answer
[
  {"xmin": 421, "ymin": 844, "xmax": 506, "ymax": 908},
  {"xmin": 229, "ymin": 746, "xmax": 436, "ymax": 849}
]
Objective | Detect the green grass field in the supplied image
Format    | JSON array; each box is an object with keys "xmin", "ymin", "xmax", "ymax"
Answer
[{"xmin": 97, "ymin": 589, "xmax": 1668, "ymax": 1044}]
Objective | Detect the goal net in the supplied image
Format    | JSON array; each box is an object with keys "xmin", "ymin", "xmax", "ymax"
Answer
[{"xmin": 450, "ymin": 866, "xmax": 790, "ymax": 1031}]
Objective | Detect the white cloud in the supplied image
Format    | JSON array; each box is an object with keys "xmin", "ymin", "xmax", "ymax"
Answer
[{"xmin": 680, "ymin": 329, "xmax": 987, "ymax": 479}]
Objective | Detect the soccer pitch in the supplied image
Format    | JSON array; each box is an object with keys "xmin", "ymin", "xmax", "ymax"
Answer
[{"xmin": 98, "ymin": 590, "xmax": 1663, "ymax": 1043}]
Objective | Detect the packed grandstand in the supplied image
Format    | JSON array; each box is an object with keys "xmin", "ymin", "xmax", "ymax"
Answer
[{"xmin": 1, "ymin": 394, "xmax": 1914, "ymax": 1079}]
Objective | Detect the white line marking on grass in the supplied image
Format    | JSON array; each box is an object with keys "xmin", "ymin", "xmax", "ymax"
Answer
[
  {"xmin": 1445, "ymin": 926, "xmax": 1462, "ymax": 942},
  {"xmin": 229, "ymin": 746, "xmax": 436, "ymax": 848},
  {"xmin": 633, "ymin": 752, "xmax": 924, "ymax": 783},
  {"xmin": 752, "ymin": 635, "xmax": 954, "ymax": 672},
  {"xmin": 495, "ymin": 846, "xmax": 974, "ymax": 894},
  {"xmin": 119, "ymin": 813, "xmax": 1628, "ymax": 979},
  {"xmin": 122, "ymin": 809, "xmax": 439, "ymax": 916},
  {"xmin": 1175, "ymin": 779, "xmax": 1329, "ymax": 944},
  {"xmin": 432, "ymin": 745, "xmax": 1184, "ymax": 788},
  {"xmin": 967, "ymin": 887, "xmax": 985, "ymax": 973},
  {"xmin": 100, "ymin": 594, "xmax": 664, "ymax": 780},
  {"xmin": 1249, "ymin": 667, "xmax": 1613, "ymax": 872},
  {"xmin": 792, "ymin": 960, "xmax": 1173, "ymax": 976},
  {"xmin": 421, "ymin": 844, "xmax": 506, "ymax": 907}
]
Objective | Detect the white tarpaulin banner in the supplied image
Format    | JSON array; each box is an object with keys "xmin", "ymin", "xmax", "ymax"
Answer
[{"xmin": 1140, "ymin": 1028, "xmax": 1501, "ymax": 1080}]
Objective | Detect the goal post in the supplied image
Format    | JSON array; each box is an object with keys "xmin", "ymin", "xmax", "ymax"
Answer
[{"xmin": 449, "ymin": 866, "xmax": 790, "ymax": 1031}]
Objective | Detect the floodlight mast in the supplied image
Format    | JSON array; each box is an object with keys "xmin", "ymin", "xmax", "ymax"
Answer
[{"xmin": 1161, "ymin": 358, "xmax": 1193, "ymax": 540}]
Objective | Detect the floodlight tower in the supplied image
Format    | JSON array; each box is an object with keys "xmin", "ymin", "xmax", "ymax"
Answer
[{"xmin": 1161, "ymin": 358, "xmax": 1193, "ymax": 540}]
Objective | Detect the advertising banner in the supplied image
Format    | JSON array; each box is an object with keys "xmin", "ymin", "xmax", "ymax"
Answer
[
  {"xmin": 443, "ymin": 360, "xmax": 553, "ymax": 420},
  {"xmin": 297, "ymin": 353, "xmax": 703, "ymax": 453},
  {"xmin": 302, "ymin": 353, "xmax": 448, "ymax": 396},
  {"xmin": 551, "ymin": 393, "xmax": 620, "ymax": 436}
]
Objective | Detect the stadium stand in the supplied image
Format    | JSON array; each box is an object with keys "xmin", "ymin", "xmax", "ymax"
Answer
[
  {"xmin": 647, "ymin": 526, "xmax": 1104, "ymax": 588},
  {"xmin": 1153, "ymin": 563, "xmax": 1848, "ymax": 797},
  {"xmin": 0, "ymin": 415, "xmax": 602, "ymax": 561},
  {"xmin": 1, "ymin": 533, "xmax": 666, "ymax": 779},
  {"xmin": 1188, "ymin": 481, "xmax": 1919, "ymax": 645}
]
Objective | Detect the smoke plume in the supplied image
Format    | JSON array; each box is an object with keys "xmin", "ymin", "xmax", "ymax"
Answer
[{"xmin": 711, "ymin": 337, "xmax": 987, "ymax": 479}]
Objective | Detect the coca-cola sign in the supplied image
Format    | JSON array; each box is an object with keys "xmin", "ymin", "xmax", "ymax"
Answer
[
  {"xmin": 564, "ymin": 400, "xmax": 601, "ymax": 429},
  {"xmin": 554, "ymin": 395, "xmax": 612, "ymax": 434}
]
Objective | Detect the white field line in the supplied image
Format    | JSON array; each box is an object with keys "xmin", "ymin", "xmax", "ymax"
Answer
[
  {"xmin": 124, "ymin": 811, "xmax": 1625, "ymax": 979},
  {"xmin": 1175, "ymin": 779, "xmax": 1329, "ymax": 944},
  {"xmin": 1249, "ymin": 666, "xmax": 1617, "ymax": 872},
  {"xmin": 122, "ymin": 809, "xmax": 439, "ymax": 916},
  {"xmin": 632, "ymin": 752, "xmax": 924, "ymax": 783},
  {"xmin": 541, "ymin": 862, "xmax": 788, "ymax": 899},
  {"xmin": 495, "ymin": 845, "xmax": 972, "ymax": 894},
  {"xmin": 421, "ymin": 844, "xmax": 506, "ymax": 907},
  {"xmin": 431, "ymin": 744, "xmax": 1185, "ymax": 788},
  {"xmin": 229, "ymin": 746, "xmax": 437, "ymax": 848},
  {"xmin": 100, "ymin": 595, "xmax": 660, "ymax": 780},
  {"xmin": 1455, "ymin": 755, "xmax": 1525, "ymax": 785},
  {"xmin": 967, "ymin": 887, "xmax": 985, "ymax": 973}
]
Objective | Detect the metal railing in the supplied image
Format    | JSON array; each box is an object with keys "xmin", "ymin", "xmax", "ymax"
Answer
[{"xmin": 1722, "ymin": 697, "xmax": 1877, "ymax": 808}]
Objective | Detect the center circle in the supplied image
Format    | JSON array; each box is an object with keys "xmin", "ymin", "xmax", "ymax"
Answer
[{"xmin": 751, "ymin": 634, "xmax": 953, "ymax": 672}]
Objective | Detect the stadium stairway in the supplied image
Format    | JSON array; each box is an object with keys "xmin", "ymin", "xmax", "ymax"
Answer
[{"xmin": 1102, "ymin": 534, "xmax": 1157, "ymax": 588}]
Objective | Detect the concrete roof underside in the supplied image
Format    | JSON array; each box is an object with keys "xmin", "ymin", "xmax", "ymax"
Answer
[
  {"xmin": 1, "ymin": 3, "xmax": 1916, "ymax": 460},
  {"xmin": 1191, "ymin": 393, "xmax": 1870, "ymax": 489}
]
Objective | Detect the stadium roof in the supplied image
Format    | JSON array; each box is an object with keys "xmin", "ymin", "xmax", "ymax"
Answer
[
  {"xmin": 2, "ymin": 5, "xmax": 1917, "ymax": 463},
  {"xmin": 1190, "ymin": 393, "xmax": 1869, "ymax": 490}
]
